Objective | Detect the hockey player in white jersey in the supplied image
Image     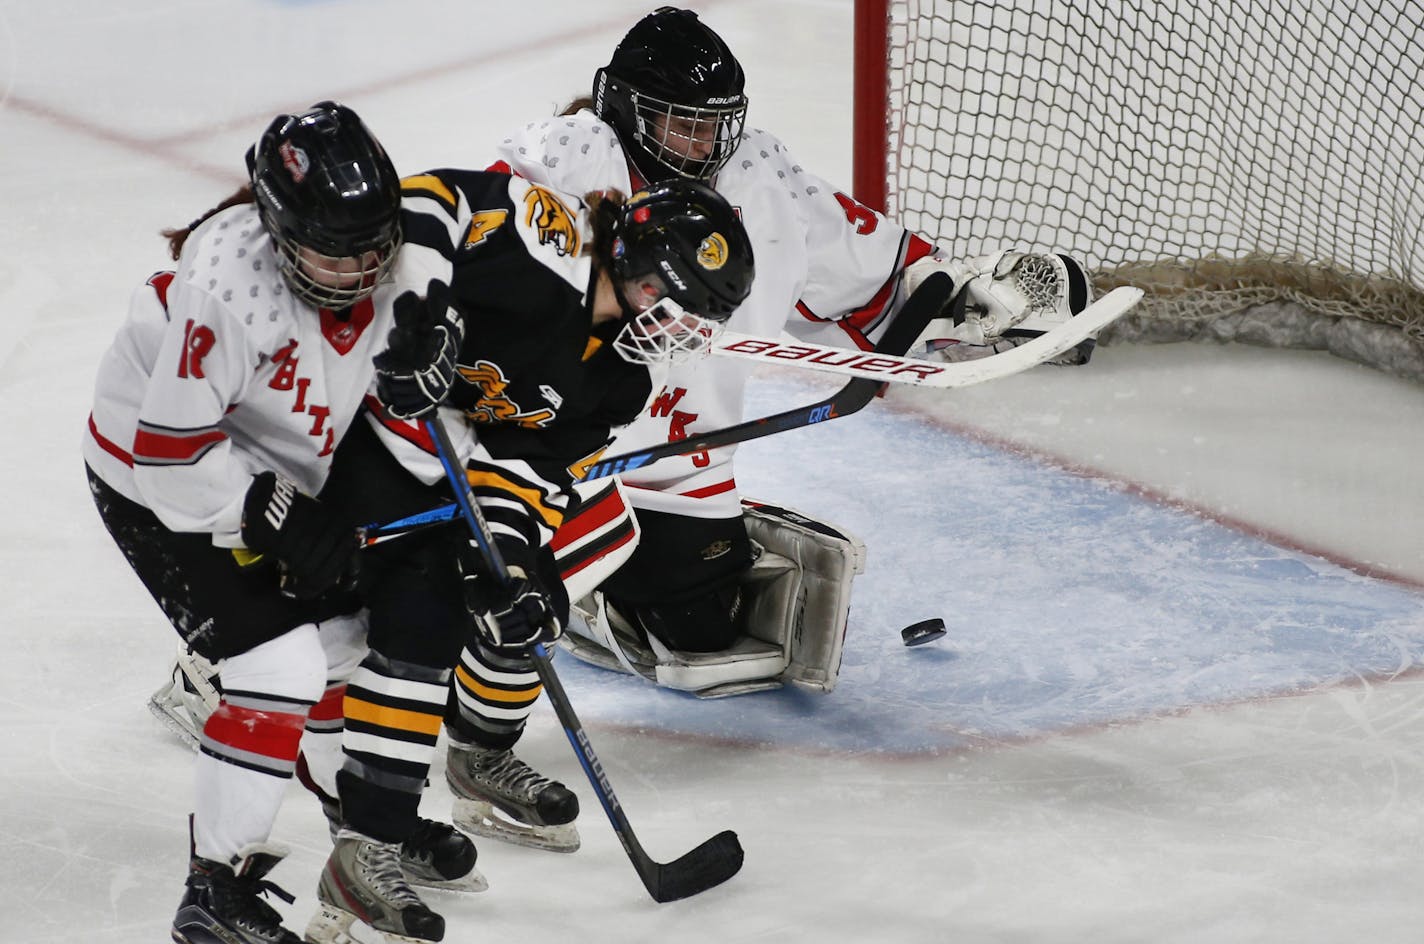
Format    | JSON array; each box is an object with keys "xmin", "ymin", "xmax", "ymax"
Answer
[
  {"xmin": 85, "ymin": 103, "xmax": 479, "ymax": 944},
  {"xmin": 433, "ymin": 2, "xmax": 1098, "ymax": 842}
]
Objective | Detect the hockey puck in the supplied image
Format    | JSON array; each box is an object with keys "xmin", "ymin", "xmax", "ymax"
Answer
[{"xmin": 900, "ymin": 617, "xmax": 947, "ymax": 647}]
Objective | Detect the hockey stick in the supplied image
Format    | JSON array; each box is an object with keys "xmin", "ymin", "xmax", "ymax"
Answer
[
  {"xmin": 577, "ymin": 270, "xmax": 963, "ymax": 479},
  {"xmin": 360, "ymin": 272, "xmax": 958, "ymax": 542},
  {"xmin": 711, "ymin": 285, "xmax": 1141, "ymax": 388},
  {"xmin": 374, "ymin": 274, "xmax": 1138, "ymax": 537},
  {"xmin": 362, "ymin": 272, "xmax": 958, "ymax": 542},
  {"xmin": 421, "ymin": 413, "xmax": 744, "ymax": 903}
]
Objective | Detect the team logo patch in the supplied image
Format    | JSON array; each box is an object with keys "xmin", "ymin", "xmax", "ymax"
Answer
[
  {"xmin": 523, "ymin": 185, "xmax": 581, "ymax": 257},
  {"xmin": 279, "ymin": 141, "xmax": 309, "ymax": 183},
  {"xmin": 697, "ymin": 233, "xmax": 729, "ymax": 271},
  {"xmin": 701, "ymin": 539, "xmax": 733, "ymax": 561}
]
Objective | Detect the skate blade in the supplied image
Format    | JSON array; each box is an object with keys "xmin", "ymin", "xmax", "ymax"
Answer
[
  {"xmin": 406, "ymin": 863, "xmax": 490, "ymax": 894},
  {"xmin": 146, "ymin": 691, "xmax": 200, "ymax": 751},
  {"xmin": 452, "ymin": 798, "xmax": 580, "ymax": 853},
  {"xmin": 303, "ymin": 903, "xmax": 436, "ymax": 944}
]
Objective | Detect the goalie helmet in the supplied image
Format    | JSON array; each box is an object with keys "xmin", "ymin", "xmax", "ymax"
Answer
[
  {"xmin": 247, "ymin": 101, "xmax": 402, "ymax": 309},
  {"xmin": 594, "ymin": 6, "xmax": 748, "ymax": 184},
  {"xmin": 608, "ymin": 179, "xmax": 754, "ymax": 365}
]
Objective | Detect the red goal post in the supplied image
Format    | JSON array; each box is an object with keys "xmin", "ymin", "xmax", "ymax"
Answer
[{"xmin": 852, "ymin": 0, "xmax": 1424, "ymax": 379}]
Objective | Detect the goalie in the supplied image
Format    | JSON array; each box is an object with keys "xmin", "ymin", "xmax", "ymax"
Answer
[{"xmin": 488, "ymin": 6, "xmax": 1095, "ymax": 702}]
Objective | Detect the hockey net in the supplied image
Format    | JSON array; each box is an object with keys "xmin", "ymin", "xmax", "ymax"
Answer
[{"xmin": 852, "ymin": 0, "xmax": 1424, "ymax": 380}]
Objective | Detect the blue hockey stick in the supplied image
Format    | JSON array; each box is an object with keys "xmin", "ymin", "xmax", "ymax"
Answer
[{"xmin": 421, "ymin": 413, "xmax": 743, "ymax": 903}]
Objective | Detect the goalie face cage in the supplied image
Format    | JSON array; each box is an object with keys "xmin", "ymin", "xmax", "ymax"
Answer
[{"xmin": 852, "ymin": 0, "xmax": 1424, "ymax": 355}]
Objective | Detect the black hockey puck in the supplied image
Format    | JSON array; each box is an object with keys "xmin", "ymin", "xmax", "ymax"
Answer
[{"xmin": 900, "ymin": 617, "xmax": 947, "ymax": 647}]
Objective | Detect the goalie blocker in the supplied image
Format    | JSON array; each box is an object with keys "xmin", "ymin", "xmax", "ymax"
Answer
[{"xmin": 558, "ymin": 487, "xmax": 864, "ymax": 699}]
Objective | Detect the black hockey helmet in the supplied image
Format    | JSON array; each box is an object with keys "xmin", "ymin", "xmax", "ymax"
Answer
[
  {"xmin": 608, "ymin": 178, "xmax": 754, "ymax": 365},
  {"xmin": 593, "ymin": 6, "xmax": 748, "ymax": 184},
  {"xmin": 247, "ymin": 101, "xmax": 402, "ymax": 309}
]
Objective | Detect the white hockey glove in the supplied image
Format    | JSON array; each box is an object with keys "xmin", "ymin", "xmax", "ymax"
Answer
[{"xmin": 907, "ymin": 250, "xmax": 1096, "ymax": 366}]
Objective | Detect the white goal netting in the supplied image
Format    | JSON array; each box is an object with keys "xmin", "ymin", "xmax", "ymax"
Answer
[{"xmin": 881, "ymin": 0, "xmax": 1424, "ymax": 379}]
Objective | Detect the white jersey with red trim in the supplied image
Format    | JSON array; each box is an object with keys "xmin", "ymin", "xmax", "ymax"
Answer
[
  {"xmin": 83, "ymin": 203, "xmax": 449, "ymax": 546},
  {"xmin": 491, "ymin": 110, "xmax": 936, "ymax": 517}
]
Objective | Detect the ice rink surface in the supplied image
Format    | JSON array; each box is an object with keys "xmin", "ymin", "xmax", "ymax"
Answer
[{"xmin": 3, "ymin": 1, "xmax": 1424, "ymax": 942}]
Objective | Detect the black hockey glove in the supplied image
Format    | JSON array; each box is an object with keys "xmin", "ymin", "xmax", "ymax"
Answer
[
  {"xmin": 459, "ymin": 539, "xmax": 568, "ymax": 653},
  {"xmin": 373, "ymin": 279, "xmax": 465, "ymax": 420},
  {"xmin": 240, "ymin": 472, "xmax": 359, "ymax": 599}
]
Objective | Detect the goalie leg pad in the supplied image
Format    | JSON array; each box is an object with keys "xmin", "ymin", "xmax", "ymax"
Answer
[
  {"xmin": 741, "ymin": 500, "xmax": 866, "ymax": 694},
  {"xmin": 558, "ymin": 500, "xmax": 865, "ymax": 697}
]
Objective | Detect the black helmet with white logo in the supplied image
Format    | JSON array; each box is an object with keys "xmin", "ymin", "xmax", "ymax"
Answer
[{"xmin": 247, "ymin": 101, "xmax": 402, "ymax": 309}]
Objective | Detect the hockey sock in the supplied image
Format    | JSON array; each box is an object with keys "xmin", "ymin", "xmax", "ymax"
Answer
[{"xmin": 338, "ymin": 650, "xmax": 448, "ymax": 843}]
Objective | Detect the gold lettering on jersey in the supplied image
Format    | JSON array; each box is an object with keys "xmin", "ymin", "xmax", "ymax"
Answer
[
  {"xmin": 458, "ymin": 361, "xmax": 556, "ymax": 429},
  {"xmin": 522, "ymin": 185, "xmax": 581, "ymax": 257},
  {"xmin": 697, "ymin": 233, "xmax": 729, "ymax": 270},
  {"xmin": 463, "ymin": 210, "xmax": 508, "ymax": 249}
]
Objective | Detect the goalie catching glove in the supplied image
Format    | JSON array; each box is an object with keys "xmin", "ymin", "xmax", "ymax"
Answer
[
  {"xmin": 373, "ymin": 279, "xmax": 465, "ymax": 419},
  {"xmin": 903, "ymin": 250, "xmax": 1096, "ymax": 365},
  {"xmin": 459, "ymin": 537, "xmax": 569, "ymax": 652}
]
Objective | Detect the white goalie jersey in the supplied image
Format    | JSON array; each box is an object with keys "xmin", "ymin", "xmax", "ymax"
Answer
[{"xmin": 491, "ymin": 111, "xmax": 938, "ymax": 518}]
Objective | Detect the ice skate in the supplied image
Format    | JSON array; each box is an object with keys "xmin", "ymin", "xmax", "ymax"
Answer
[
  {"xmin": 170, "ymin": 844, "xmax": 300, "ymax": 944},
  {"xmin": 399, "ymin": 818, "xmax": 487, "ymax": 893},
  {"xmin": 312, "ymin": 792, "xmax": 487, "ymax": 894},
  {"xmin": 149, "ymin": 648, "xmax": 221, "ymax": 751},
  {"xmin": 305, "ymin": 830, "xmax": 445, "ymax": 944},
  {"xmin": 445, "ymin": 739, "xmax": 580, "ymax": 853}
]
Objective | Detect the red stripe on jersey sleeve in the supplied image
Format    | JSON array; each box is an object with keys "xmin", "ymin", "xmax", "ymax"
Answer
[
  {"xmin": 362, "ymin": 395, "xmax": 437, "ymax": 454},
  {"xmin": 132, "ymin": 426, "xmax": 227, "ymax": 463},
  {"xmin": 88, "ymin": 414, "xmax": 134, "ymax": 467},
  {"xmin": 203, "ymin": 702, "xmax": 307, "ymax": 762}
]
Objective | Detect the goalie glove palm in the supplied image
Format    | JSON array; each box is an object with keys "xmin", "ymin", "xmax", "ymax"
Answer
[{"xmin": 374, "ymin": 279, "xmax": 465, "ymax": 420}]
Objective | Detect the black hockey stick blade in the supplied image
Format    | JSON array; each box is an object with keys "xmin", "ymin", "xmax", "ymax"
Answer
[
  {"xmin": 645, "ymin": 828, "xmax": 744, "ymax": 903},
  {"xmin": 422, "ymin": 414, "xmax": 743, "ymax": 902},
  {"xmin": 577, "ymin": 271, "xmax": 957, "ymax": 482},
  {"xmin": 531, "ymin": 645, "xmax": 744, "ymax": 902}
]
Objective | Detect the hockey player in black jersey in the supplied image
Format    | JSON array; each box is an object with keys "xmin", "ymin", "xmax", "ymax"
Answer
[{"xmin": 366, "ymin": 173, "xmax": 755, "ymax": 853}]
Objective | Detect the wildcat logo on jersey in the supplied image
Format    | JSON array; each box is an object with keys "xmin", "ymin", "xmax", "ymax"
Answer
[
  {"xmin": 697, "ymin": 233, "xmax": 729, "ymax": 271},
  {"xmin": 279, "ymin": 141, "xmax": 309, "ymax": 183},
  {"xmin": 458, "ymin": 361, "xmax": 556, "ymax": 428},
  {"xmin": 523, "ymin": 185, "xmax": 581, "ymax": 257}
]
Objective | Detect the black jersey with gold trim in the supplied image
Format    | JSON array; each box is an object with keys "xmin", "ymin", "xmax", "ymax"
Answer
[{"xmin": 400, "ymin": 169, "xmax": 653, "ymax": 492}]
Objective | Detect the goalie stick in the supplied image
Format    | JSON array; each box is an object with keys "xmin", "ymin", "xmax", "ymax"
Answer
[
  {"xmin": 710, "ymin": 285, "xmax": 1142, "ymax": 388},
  {"xmin": 364, "ymin": 272, "xmax": 1136, "ymax": 539},
  {"xmin": 360, "ymin": 271, "xmax": 956, "ymax": 544},
  {"xmin": 421, "ymin": 413, "xmax": 744, "ymax": 903}
]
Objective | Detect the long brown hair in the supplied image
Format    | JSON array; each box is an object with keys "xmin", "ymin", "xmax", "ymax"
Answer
[
  {"xmin": 561, "ymin": 96, "xmax": 593, "ymax": 117},
  {"xmin": 584, "ymin": 189, "xmax": 626, "ymax": 276},
  {"xmin": 160, "ymin": 185, "xmax": 256, "ymax": 261}
]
